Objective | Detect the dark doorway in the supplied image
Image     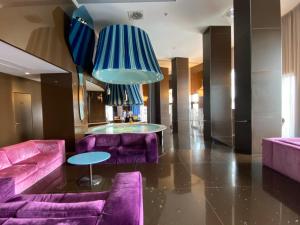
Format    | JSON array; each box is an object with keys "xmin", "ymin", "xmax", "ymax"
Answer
[{"xmin": 13, "ymin": 92, "xmax": 33, "ymax": 142}]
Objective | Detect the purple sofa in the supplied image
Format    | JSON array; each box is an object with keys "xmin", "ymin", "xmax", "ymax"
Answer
[
  {"xmin": 0, "ymin": 140, "xmax": 65, "ymax": 194},
  {"xmin": 76, "ymin": 133, "xmax": 158, "ymax": 164},
  {"xmin": 262, "ymin": 138, "xmax": 300, "ymax": 182},
  {"xmin": 0, "ymin": 172, "xmax": 143, "ymax": 225}
]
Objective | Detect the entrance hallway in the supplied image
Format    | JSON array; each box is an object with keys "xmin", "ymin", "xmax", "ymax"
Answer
[{"xmin": 24, "ymin": 129, "xmax": 300, "ymax": 225}]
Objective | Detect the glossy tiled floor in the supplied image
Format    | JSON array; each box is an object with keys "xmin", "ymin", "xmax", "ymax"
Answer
[{"xmin": 25, "ymin": 130, "xmax": 300, "ymax": 225}]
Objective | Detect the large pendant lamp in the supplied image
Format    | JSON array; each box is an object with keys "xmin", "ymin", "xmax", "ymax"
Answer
[
  {"xmin": 105, "ymin": 84, "xmax": 143, "ymax": 106},
  {"xmin": 93, "ymin": 24, "xmax": 163, "ymax": 84},
  {"xmin": 68, "ymin": 6, "xmax": 95, "ymax": 72}
]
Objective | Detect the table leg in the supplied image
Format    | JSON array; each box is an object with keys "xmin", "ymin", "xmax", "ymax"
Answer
[
  {"xmin": 89, "ymin": 164, "xmax": 93, "ymax": 186},
  {"xmin": 78, "ymin": 165, "xmax": 102, "ymax": 187}
]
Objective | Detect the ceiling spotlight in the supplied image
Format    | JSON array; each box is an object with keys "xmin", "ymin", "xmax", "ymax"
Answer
[{"xmin": 128, "ymin": 11, "xmax": 144, "ymax": 20}]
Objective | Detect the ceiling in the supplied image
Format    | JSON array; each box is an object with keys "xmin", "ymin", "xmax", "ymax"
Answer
[
  {"xmin": 281, "ymin": 0, "xmax": 300, "ymax": 15},
  {"xmin": 86, "ymin": 80, "xmax": 105, "ymax": 91},
  {"xmin": 75, "ymin": 0, "xmax": 233, "ymax": 64},
  {"xmin": 0, "ymin": 41, "xmax": 67, "ymax": 79},
  {"xmin": 74, "ymin": 0, "xmax": 298, "ymax": 65}
]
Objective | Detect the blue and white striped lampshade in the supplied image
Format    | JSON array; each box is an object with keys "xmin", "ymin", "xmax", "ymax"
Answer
[
  {"xmin": 93, "ymin": 25, "xmax": 163, "ymax": 84},
  {"xmin": 68, "ymin": 6, "xmax": 95, "ymax": 71},
  {"xmin": 105, "ymin": 84, "xmax": 143, "ymax": 106}
]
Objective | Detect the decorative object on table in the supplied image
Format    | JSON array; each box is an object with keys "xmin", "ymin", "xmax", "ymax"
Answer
[
  {"xmin": 0, "ymin": 172, "xmax": 143, "ymax": 225},
  {"xmin": 77, "ymin": 66, "xmax": 86, "ymax": 121},
  {"xmin": 93, "ymin": 24, "xmax": 163, "ymax": 84},
  {"xmin": 67, "ymin": 152, "xmax": 111, "ymax": 186},
  {"xmin": 105, "ymin": 83, "xmax": 143, "ymax": 106},
  {"xmin": 68, "ymin": 6, "xmax": 95, "ymax": 72},
  {"xmin": 76, "ymin": 133, "xmax": 159, "ymax": 164}
]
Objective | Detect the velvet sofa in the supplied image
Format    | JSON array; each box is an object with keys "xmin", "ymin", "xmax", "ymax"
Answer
[
  {"xmin": 0, "ymin": 172, "xmax": 143, "ymax": 225},
  {"xmin": 76, "ymin": 133, "xmax": 158, "ymax": 164},
  {"xmin": 262, "ymin": 137, "xmax": 300, "ymax": 182},
  {"xmin": 0, "ymin": 140, "xmax": 65, "ymax": 194}
]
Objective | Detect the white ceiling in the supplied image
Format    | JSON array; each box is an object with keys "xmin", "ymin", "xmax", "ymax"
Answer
[
  {"xmin": 281, "ymin": 0, "xmax": 300, "ymax": 15},
  {"xmin": 76, "ymin": 0, "xmax": 233, "ymax": 64},
  {"xmin": 0, "ymin": 41, "xmax": 67, "ymax": 79},
  {"xmin": 75, "ymin": 0, "xmax": 298, "ymax": 65},
  {"xmin": 86, "ymin": 80, "xmax": 105, "ymax": 91}
]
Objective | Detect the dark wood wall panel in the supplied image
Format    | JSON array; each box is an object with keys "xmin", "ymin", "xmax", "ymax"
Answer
[
  {"xmin": 88, "ymin": 92, "xmax": 106, "ymax": 123},
  {"xmin": 41, "ymin": 73, "xmax": 75, "ymax": 151},
  {"xmin": 0, "ymin": 73, "xmax": 43, "ymax": 147}
]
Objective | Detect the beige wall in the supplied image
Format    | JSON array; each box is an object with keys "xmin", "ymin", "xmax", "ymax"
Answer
[
  {"xmin": 0, "ymin": 73, "xmax": 43, "ymax": 147},
  {"xmin": 0, "ymin": 2, "xmax": 89, "ymax": 143}
]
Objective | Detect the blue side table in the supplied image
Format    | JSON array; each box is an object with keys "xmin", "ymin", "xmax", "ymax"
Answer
[{"xmin": 67, "ymin": 152, "xmax": 111, "ymax": 186}]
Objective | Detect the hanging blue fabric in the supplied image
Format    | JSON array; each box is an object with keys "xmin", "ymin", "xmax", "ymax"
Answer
[
  {"xmin": 105, "ymin": 84, "xmax": 143, "ymax": 106},
  {"xmin": 68, "ymin": 6, "xmax": 95, "ymax": 72}
]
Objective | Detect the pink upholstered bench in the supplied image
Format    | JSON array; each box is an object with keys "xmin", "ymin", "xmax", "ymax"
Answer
[{"xmin": 262, "ymin": 138, "xmax": 300, "ymax": 182}]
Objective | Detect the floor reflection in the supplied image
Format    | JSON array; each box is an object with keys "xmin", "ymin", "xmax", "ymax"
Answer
[{"xmin": 24, "ymin": 132, "xmax": 300, "ymax": 225}]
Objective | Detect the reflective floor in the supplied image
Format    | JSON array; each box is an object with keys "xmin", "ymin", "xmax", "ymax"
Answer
[{"xmin": 25, "ymin": 130, "xmax": 300, "ymax": 225}]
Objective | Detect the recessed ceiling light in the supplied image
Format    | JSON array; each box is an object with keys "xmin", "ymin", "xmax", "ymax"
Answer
[{"xmin": 25, "ymin": 72, "xmax": 30, "ymax": 75}]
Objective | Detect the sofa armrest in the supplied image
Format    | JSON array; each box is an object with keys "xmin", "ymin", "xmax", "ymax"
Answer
[
  {"xmin": 75, "ymin": 135, "xmax": 96, "ymax": 154},
  {"xmin": 100, "ymin": 172, "xmax": 143, "ymax": 225},
  {"xmin": 145, "ymin": 133, "xmax": 158, "ymax": 163},
  {"xmin": 33, "ymin": 140, "xmax": 65, "ymax": 162},
  {"xmin": 0, "ymin": 177, "xmax": 15, "ymax": 203}
]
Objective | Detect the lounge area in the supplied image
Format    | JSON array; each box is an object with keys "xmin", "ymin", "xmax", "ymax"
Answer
[{"xmin": 0, "ymin": 0, "xmax": 300, "ymax": 224}]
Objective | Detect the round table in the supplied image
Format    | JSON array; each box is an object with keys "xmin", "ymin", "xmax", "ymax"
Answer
[{"xmin": 67, "ymin": 152, "xmax": 111, "ymax": 186}]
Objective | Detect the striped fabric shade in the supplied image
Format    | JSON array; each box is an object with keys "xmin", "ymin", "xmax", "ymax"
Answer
[
  {"xmin": 105, "ymin": 84, "xmax": 143, "ymax": 106},
  {"xmin": 93, "ymin": 24, "xmax": 163, "ymax": 84},
  {"xmin": 68, "ymin": 6, "xmax": 95, "ymax": 71}
]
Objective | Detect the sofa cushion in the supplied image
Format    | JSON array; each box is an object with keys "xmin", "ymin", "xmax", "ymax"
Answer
[
  {"xmin": 17, "ymin": 200, "xmax": 106, "ymax": 218},
  {"xmin": 2, "ymin": 217, "xmax": 98, "ymax": 225},
  {"xmin": 95, "ymin": 134, "xmax": 120, "ymax": 147},
  {"xmin": 118, "ymin": 146, "xmax": 145, "ymax": 156},
  {"xmin": 17, "ymin": 151, "xmax": 60, "ymax": 169},
  {"xmin": 121, "ymin": 134, "xmax": 146, "ymax": 146},
  {"xmin": 2, "ymin": 141, "xmax": 40, "ymax": 164},
  {"xmin": 279, "ymin": 139, "xmax": 300, "ymax": 148},
  {"xmin": 76, "ymin": 136, "xmax": 96, "ymax": 153},
  {"xmin": 0, "ymin": 201, "xmax": 27, "ymax": 218},
  {"xmin": 0, "ymin": 152, "xmax": 11, "ymax": 170},
  {"xmin": 8, "ymin": 192, "xmax": 110, "ymax": 203},
  {"xmin": 0, "ymin": 165, "xmax": 37, "ymax": 184},
  {"xmin": 0, "ymin": 178, "xmax": 15, "ymax": 203}
]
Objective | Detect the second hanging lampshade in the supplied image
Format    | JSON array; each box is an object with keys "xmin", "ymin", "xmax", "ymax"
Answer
[
  {"xmin": 105, "ymin": 84, "xmax": 143, "ymax": 106},
  {"xmin": 93, "ymin": 24, "xmax": 163, "ymax": 84}
]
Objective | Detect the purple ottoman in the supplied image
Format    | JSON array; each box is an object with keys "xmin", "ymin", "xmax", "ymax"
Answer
[{"xmin": 262, "ymin": 138, "xmax": 300, "ymax": 183}]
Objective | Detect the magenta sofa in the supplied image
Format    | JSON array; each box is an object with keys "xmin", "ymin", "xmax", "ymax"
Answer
[
  {"xmin": 76, "ymin": 133, "xmax": 158, "ymax": 164},
  {"xmin": 0, "ymin": 172, "xmax": 143, "ymax": 225},
  {"xmin": 262, "ymin": 138, "xmax": 300, "ymax": 182},
  {"xmin": 0, "ymin": 140, "xmax": 65, "ymax": 194}
]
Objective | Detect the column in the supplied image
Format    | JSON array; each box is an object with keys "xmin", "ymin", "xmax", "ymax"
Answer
[
  {"xmin": 234, "ymin": 0, "xmax": 282, "ymax": 154},
  {"xmin": 203, "ymin": 26, "xmax": 232, "ymax": 146},
  {"xmin": 172, "ymin": 58, "xmax": 190, "ymax": 148}
]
